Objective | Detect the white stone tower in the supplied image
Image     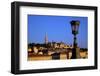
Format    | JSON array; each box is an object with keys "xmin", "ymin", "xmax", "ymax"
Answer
[{"xmin": 45, "ymin": 32, "xmax": 48, "ymax": 44}]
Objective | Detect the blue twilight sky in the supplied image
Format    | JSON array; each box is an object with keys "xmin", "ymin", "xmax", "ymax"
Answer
[{"xmin": 28, "ymin": 15, "xmax": 88, "ymax": 48}]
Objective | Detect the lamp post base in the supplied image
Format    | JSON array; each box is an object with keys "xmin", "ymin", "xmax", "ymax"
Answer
[
  {"xmin": 71, "ymin": 47, "xmax": 80, "ymax": 59},
  {"xmin": 71, "ymin": 48, "xmax": 76, "ymax": 59}
]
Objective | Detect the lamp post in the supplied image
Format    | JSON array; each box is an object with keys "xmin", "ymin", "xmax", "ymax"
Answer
[{"xmin": 70, "ymin": 20, "xmax": 80, "ymax": 59}]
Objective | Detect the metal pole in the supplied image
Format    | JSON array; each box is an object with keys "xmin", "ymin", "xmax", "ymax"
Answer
[{"xmin": 71, "ymin": 35, "xmax": 77, "ymax": 59}]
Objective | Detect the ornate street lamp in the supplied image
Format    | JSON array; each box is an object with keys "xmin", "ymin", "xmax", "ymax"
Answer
[{"xmin": 70, "ymin": 20, "xmax": 80, "ymax": 59}]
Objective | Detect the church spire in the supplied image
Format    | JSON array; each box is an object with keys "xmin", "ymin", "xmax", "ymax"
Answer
[{"xmin": 45, "ymin": 32, "xmax": 48, "ymax": 44}]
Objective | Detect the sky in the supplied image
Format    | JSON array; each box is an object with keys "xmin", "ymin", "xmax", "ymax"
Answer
[{"xmin": 28, "ymin": 15, "xmax": 88, "ymax": 48}]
